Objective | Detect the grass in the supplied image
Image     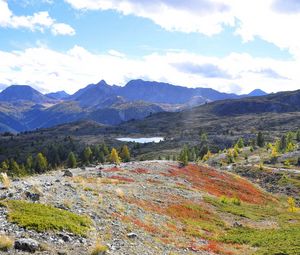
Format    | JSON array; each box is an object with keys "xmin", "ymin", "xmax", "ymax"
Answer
[
  {"xmin": 1, "ymin": 200, "xmax": 91, "ymax": 236},
  {"xmin": 221, "ymin": 227, "xmax": 300, "ymax": 255},
  {"xmin": 0, "ymin": 235, "xmax": 14, "ymax": 251},
  {"xmin": 204, "ymin": 196, "xmax": 278, "ymax": 220},
  {"xmin": 0, "ymin": 173, "xmax": 11, "ymax": 189},
  {"xmin": 90, "ymin": 241, "xmax": 108, "ymax": 255}
]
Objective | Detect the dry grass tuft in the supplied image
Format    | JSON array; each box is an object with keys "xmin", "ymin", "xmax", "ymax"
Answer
[
  {"xmin": 0, "ymin": 234, "xmax": 14, "ymax": 251},
  {"xmin": 115, "ymin": 188, "xmax": 125, "ymax": 198},
  {"xmin": 90, "ymin": 241, "xmax": 108, "ymax": 255},
  {"xmin": 0, "ymin": 173, "xmax": 11, "ymax": 189}
]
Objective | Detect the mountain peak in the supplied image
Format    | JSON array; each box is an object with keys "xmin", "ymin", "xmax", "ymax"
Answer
[
  {"xmin": 0, "ymin": 85, "xmax": 50, "ymax": 103},
  {"xmin": 96, "ymin": 80, "xmax": 109, "ymax": 86},
  {"xmin": 248, "ymin": 89, "xmax": 267, "ymax": 97}
]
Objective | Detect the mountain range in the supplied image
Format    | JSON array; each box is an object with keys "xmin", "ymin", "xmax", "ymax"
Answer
[{"xmin": 0, "ymin": 79, "xmax": 267, "ymax": 132}]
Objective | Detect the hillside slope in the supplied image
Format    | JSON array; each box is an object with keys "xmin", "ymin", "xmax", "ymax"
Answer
[{"xmin": 0, "ymin": 161, "xmax": 298, "ymax": 255}]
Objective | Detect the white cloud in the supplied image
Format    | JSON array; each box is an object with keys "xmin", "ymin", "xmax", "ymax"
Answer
[
  {"xmin": 65, "ymin": 0, "xmax": 300, "ymax": 57},
  {"xmin": 0, "ymin": 45, "xmax": 299, "ymax": 94},
  {"xmin": 0, "ymin": 0, "xmax": 75, "ymax": 35},
  {"xmin": 51, "ymin": 23, "xmax": 76, "ymax": 36},
  {"xmin": 65, "ymin": 0, "xmax": 234, "ymax": 36}
]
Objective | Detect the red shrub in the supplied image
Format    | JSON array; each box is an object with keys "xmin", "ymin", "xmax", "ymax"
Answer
[
  {"xmin": 165, "ymin": 164, "xmax": 270, "ymax": 204},
  {"xmin": 103, "ymin": 167, "xmax": 123, "ymax": 172},
  {"xmin": 132, "ymin": 168, "xmax": 149, "ymax": 174}
]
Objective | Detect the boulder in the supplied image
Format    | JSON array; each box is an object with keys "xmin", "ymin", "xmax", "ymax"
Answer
[
  {"xmin": 15, "ymin": 238, "xmax": 39, "ymax": 253},
  {"xmin": 25, "ymin": 191, "xmax": 40, "ymax": 202},
  {"xmin": 63, "ymin": 170, "xmax": 73, "ymax": 177},
  {"xmin": 127, "ymin": 232, "xmax": 138, "ymax": 239}
]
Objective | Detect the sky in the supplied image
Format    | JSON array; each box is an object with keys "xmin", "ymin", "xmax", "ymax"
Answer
[{"xmin": 0, "ymin": 0, "xmax": 300, "ymax": 94}]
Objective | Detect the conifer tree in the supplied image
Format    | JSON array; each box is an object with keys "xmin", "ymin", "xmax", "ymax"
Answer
[
  {"xmin": 257, "ymin": 132, "xmax": 265, "ymax": 147},
  {"xmin": 10, "ymin": 159, "xmax": 20, "ymax": 173},
  {"xmin": 98, "ymin": 151, "xmax": 105, "ymax": 164},
  {"xmin": 110, "ymin": 148, "xmax": 121, "ymax": 165},
  {"xmin": 35, "ymin": 153, "xmax": 48, "ymax": 173},
  {"xmin": 82, "ymin": 146, "xmax": 92, "ymax": 164},
  {"xmin": 279, "ymin": 135, "xmax": 287, "ymax": 152},
  {"xmin": 296, "ymin": 130, "xmax": 300, "ymax": 142},
  {"xmin": 26, "ymin": 155, "xmax": 33, "ymax": 172},
  {"xmin": 0, "ymin": 161, "xmax": 9, "ymax": 172},
  {"xmin": 67, "ymin": 152, "xmax": 77, "ymax": 168},
  {"xmin": 120, "ymin": 145, "xmax": 130, "ymax": 162},
  {"xmin": 236, "ymin": 138, "xmax": 244, "ymax": 148},
  {"xmin": 179, "ymin": 146, "xmax": 189, "ymax": 166}
]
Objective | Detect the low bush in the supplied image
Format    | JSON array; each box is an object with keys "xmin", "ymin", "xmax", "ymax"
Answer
[{"xmin": 2, "ymin": 200, "xmax": 91, "ymax": 236}]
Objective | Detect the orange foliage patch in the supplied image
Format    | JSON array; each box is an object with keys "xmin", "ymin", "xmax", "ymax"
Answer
[
  {"xmin": 202, "ymin": 241, "xmax": 234, "ymax": 255},
  {"xmin": 103, "ymin": 167, "xmax": 123, "ymax": 172},
  {"xmin": 110, "ymin": 175, "xmax": 135, "ymax": 183},
  {"xmin": 132, "ymin": 168, "xmax": 149, "ymax": 174},
  {"xmin": 165, "ymin": 164, "xmax": 269, "ymax": 204}
]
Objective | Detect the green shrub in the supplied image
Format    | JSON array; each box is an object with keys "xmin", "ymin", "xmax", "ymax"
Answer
[
  {"xmin": 2, "ymin": 200, "xmax": 91, "ymax": 236},
  {"xmin": 221, "ymin": 227, "xmax": 300, "ymax": 255}
]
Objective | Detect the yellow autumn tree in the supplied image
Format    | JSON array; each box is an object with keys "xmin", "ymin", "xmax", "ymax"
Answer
[{"xmin": 110, "ymin": 148, "xmax": 121, "ymax": 165}]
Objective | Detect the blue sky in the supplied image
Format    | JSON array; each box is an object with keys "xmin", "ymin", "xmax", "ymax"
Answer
[{"xmin": 0, "ymin": 0, "xmax": 300, "ymax": 94}]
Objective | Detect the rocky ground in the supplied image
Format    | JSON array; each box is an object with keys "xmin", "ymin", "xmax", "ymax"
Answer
[{"xmin": 0, "ymin": 161, "xmax": 299, "ymax": 255}]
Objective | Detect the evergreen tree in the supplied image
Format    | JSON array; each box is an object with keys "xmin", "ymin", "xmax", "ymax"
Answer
[
  {"xmin": 236, "ymin": 138, "xmax": 244, "ymax": 148},
  {"xmin": 47, "ymin": 145, "xmax": 60, "ymax": 168},
  {"xmin": 82, "ymin": 146, "xmax": 92, "ymax": 164},
  {"xmin": 188, "ymin": 147, "xmax": 196, "ymax": 161},
  {"xmin": 10, "ymin": 159, "xmax": 20, "ymax": 173},
  {"xmin": 101, "ymin": 143, "xmax": 110, "ymax": 156},
  {"xmin": 120, "ymin": 145, "xmax": 130, "ymax": 162},
  {"xmin": 35, "ymin": 153, "xmax": 48, "ymax": 173},
  {"xmin": 179, "ymin": 146, "xmax": 189, "ymax": 166},
  {"xmin": 26, "ymin": 155, "xmax": 33, "ymax": 172},
  {"xmin": 198, "ymin": 133, "xmax": 209, "ymax": 159},
  {"xmin": 257, "ymin": 132, "xmax": 265, "ymax": 147},
  {"xmin": 227, "ymin": 149, "xmax": 235, "ymax": 164},
  {"xmin": 110, "ymin": 148, "xmax": 121, "ymax": 165},
  {"xmin": 279, "ymin": 135, "xmax": 287, "ymax": 152},
  {"xmin": 287, "ymin": 132, "xmax": 294, "ymax": 145},
  {"xmin": 286, "ymin": 142, "xmax": 295, "ymax": 152},
  {"xmin": 98, "ymin": 151, "xmax": 105, "ymax": 164},
  {"xmin": 0, "ymin": 161, "xmax": 9, "ymax": 172},
  {"xmin": 296, "ymin": 130, "xmax": 300, "ymax": 142},
  {"xmin": 67, "ymin": 152, "xmax": 77, "ymax": 168}
]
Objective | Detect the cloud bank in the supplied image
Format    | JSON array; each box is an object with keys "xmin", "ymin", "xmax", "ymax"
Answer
[
  {"xmin": 0, "ymin": 0, "xmax": 75, "ymax": 35},
  {"xmin": 0, "ymin": 45, "xmax": 298, "ymax": 94}
]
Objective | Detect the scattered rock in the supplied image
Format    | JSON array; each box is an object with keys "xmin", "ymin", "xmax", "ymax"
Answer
[
  {"xmin": 15, "ymin": 238, "xmax": 40, "ymax": 253},
  {"xmin": 25, "ymin": 191, "xmax": 40, "ymax": 202},
  {"xmin": 233, "ymin": 222, "xmax": 243, "ymax": 228},
  {"xmin": 57, "ymin": 251, "xmax": 67, "ymax": 255},
  {"xmin": 58, "ymin": 233, "xmax": 72, "ymax": 242},
  {"xmin": 127, "ymin": 232, "xmax": 138, "ymax": 239},
  {"xmin": 63, "ymin": 170, "xmax": 73, "ymax": 177}
]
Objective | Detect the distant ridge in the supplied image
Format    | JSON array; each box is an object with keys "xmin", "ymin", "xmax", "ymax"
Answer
[
  {"xmin": 0, "ymin": 85, "xmax": 51, "ymax": 103},
  {"xmin": 46, "ymin": 91, "xmax": 69, "ymax": 100},
  {"xmin": 0, "ymin": 80, "xmax": 270, "ymax": 132}
]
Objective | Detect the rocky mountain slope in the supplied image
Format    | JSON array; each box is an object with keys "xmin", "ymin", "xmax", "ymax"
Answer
[{"xmin": 0, "ymin": 161, "xmax": 299, "ymax": 255}]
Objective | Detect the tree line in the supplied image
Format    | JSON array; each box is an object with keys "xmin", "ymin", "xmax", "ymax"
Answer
[{"xmin": 0, "ymin": 141, "xmax": 131, "ymax": 177}]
